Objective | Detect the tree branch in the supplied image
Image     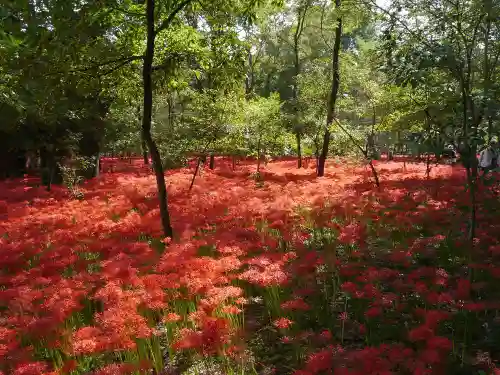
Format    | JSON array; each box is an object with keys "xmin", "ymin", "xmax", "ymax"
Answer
[
  {"xmin": 100, "ymin": 58, "xmax": 141, "ymax": 76},
  {"xmin": 276, "ymin": 32, "xmax": 294, "ymax": 49},
  {"xmin": 333, "ymin": 118, "xmax": 366, "ymax": 156},
  {"xmin": 46, "ymin": 55, "xmax": 144, "ymax": 76},
  {"xmin": 155, "ymin": 0, "xmax": 194, "ymax": 37},
  {"xmin": 334, "ymin": 118, "xmax": 380, "ymax": 187}
]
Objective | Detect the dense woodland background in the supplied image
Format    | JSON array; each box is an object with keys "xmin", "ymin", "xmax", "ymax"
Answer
[
  {"xmin": 4, "ymin": 0, "xmax": 500, "ymax": 233},
  {"xmin": 2, "ymin": 0, "xmax": 500, "ymax": 374}
]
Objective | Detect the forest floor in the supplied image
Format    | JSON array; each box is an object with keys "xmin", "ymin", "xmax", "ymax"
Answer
[{"xmin": 1, "ymin": 157, "xmax": 500, "ymax": 375}]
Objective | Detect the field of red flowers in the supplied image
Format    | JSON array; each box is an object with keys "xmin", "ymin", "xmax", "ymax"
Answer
[{"xmin": 1, "ymin": 157, "xmax": 500, "ymax": 375}]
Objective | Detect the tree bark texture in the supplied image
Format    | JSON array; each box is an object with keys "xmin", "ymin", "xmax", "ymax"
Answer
[
  {"xmin": 318, "ymin": 0, "xmax": 342, "ymax": 177},
  {"xmin": 143, "ymin": 0, "xmax": 173, "ymax": 238}
]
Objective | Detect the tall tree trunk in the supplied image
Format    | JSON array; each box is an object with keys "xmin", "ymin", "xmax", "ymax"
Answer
[
  {"xmin": 138, "ymin": 105, "xmax": 149, "ymax": 165},
  {"xmin": 97, "ymin": 153, "xmax": 102, "ymax": 175},
  {"xmin": 314, "ymin": 133, "xmax": 321, "ymax": 174},
  {"xmin": 209, "ymin": 153, "xmax": 215, "ymax": 170},
  {"xmin": 296, "ymin": 132, "xmax": 302, "ymax": 168},
  {"xmin": 257, "ymin": 136, "xmax": 262, "ymax": 173},
  {"xmin": 41, "ymin": 147, "xmax": 62, "ymax": 190},
  {"xmin": 318, "ymin": 0, "xmax": 342, "ymax": 177},
  {"xmin": 94, "ymin": 152, "xmax": 100, "ymax": 178},
  {"xmin": 245, "ymin": 50, "xmax": 254, "ymax": 98},
  {"xmin": 142, "ymin": 139, "xmax": 149, "ymax": 165},
  {"xmin": 143, "ymin": 0, "xmax": 173, "ymax": 238},
  {"xmin": 264, "ymin": 72, "xmax": 272, "ymax": 97},
  {"xmin": 426, "ymin": 151, "xmax": 431, "ymax": 179},
  {"xmin": 459, "ymin": 73, "xmax": 478, "ymax": 247},
  {"xmin": 292, "ymin": 1, "xmax": 310, "ymax": 169}
]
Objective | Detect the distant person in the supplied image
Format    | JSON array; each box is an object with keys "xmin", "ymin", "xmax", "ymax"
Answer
[{"xmin": 479, "ymin": 140, "xmax": 498, "ymax": 173}]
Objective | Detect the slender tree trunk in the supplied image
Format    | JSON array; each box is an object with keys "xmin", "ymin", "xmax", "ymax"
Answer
[
  {"xmin": 318, "ymin": 0, "xmax": 342, "ymax": 177},
  {"xmin": 366, "ymin": 105, "xmax": 377, "ymax": 159},
  {"xmin": 142, "ymin": 141, "xmax": 149, "ymax": 165},
  {"xmin": 189, "ymin": 158, "xmax": 202, "ymax": 190},
  {"xmin": 426, "ymin": 152, "xmax": 431, "ymax": 179},
  {"xmin": 189, "ymin": 139, "xmax": 215, "ymax": 189},
  {"xmin": 143, "ymin": 0, "xmax": 173, "ymax": 238},
  {"xmin": 459, "ymin": 71, "xmax": 478, "ymax": 247},
  {"xmin": 138, "ymin": 105, "xmax": 149, "ymax": 165},
  {"xmin": 292, "ymin": 2, "xmax": 310, "ymax": 169},
  {"xmin": 245, "ymin": 50, "xmax": 254, "ymax": 98},
  {"xmin": 368, "ymin": 160, "xmax": 380, "ymax": 187},
  {"xmin": 313, "ymin": 133, "xmax": 321, "ymax": 174},
  {"xmin": 467, "ymin": 151, "xmax": 478, "ymax": 249},
  {"xmin": 45, "ymin": 153, "xmax": 62, "ymax": 191},
  {"xmin": 257, "ymin": 136, "xmax": 262, "ymax": 173},
  {"xmin": 466, "ymin": 158, "xmax": 478, "ymax": 244},
  {"xmin": 264, "ymin": 72, "xmax": 272, "ymax": 97},
  {"xmin": 296, "ymin": 132, "xmax": 302, "ymax": 168},
  {"xmin": 209, "ymin": 154, "xmax": 215, "ymax": 170}
]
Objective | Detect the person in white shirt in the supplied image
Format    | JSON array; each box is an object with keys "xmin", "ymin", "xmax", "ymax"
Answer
[{"xmin": 479, "ymin": 140, "xmax": 498, "ymax": 173}]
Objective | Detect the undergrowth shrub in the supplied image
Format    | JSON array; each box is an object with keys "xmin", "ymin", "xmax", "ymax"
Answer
[{"xmin": 59, "ymin": 156, "xmax": 95, "ymax": 200}]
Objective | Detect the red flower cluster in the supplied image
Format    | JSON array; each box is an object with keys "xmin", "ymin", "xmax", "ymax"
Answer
[{"xmin": 0, "ymin": 157, "xmax": 499, "ymax": 375}]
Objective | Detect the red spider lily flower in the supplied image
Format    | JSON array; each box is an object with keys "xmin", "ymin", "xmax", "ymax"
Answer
[
  {"xmin": 419, "ymin": 348, "xmax": 442, "ymax": 364},
  {"xmin": 72, "ymin": 326, "xmax": 104, "ymax": 354},
  {"xmin": 0, "ymin": 327, "xmax": 18, "ymax": 356},
  {"xmin": 12, "ymin": 362, "xmax": 48, "ymax": 375},
  {"xmin": 301, "ymin": 346, "xmax": 336, "ymax": 374},
  {"xmin": 273, "ymin": 318, "xmax": 293, "ymax": 329},
  {"xmin": 282, "ymin": 251, "xmax": 298, "ymax": 262},
  {"xmin": 340, "ymin": 281, "xmax": 357, "ymax": 294},
  {"xmin": 426, "ymin": 336, "xmax": 452, "ymax": 351},
  {"xmin": 408, "ymin": 325, "xmax": 434, "ymax": 342},
  {"xmin": 91, "ymin": 363, "xmax": 136, "ymax": 375},
  {"xmin": 173, "ymin": 316, "xmax": 232, "ymax": 355},
  {"xmin": 281, "ymin": 336, "xmax": 293, "ymax": 344},
  {"xmin": 163, "ymin": 312, "xmax": 181, "ymax": 323},
  {"xmin": 268, "ymin": 220, "xmax": 285, "ymax": 230},
  {"xmin": 319, "ymin": 330, "xmax": 332, "ymax": 341},
  {"xmin": 221, "ymin": 305, "xmax": 242, "ymax": 315},
  {"xmin": 365, "ymin": 306, "xmax": 383, "ymax": 318},
  {"xmin": 281, "ymin": 297, "xmax": 310, "ymax": 311},
  {"xmin": 234, "ymin": 297, "xmax": 248, "ymax": 305}
]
